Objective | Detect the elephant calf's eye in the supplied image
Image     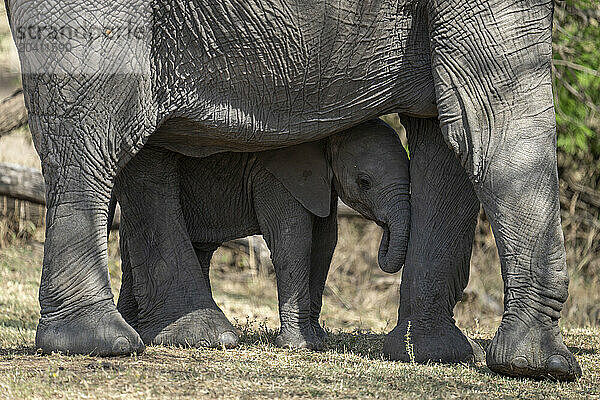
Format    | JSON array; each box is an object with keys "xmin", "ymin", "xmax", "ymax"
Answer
[{"xmin": 357, "ymin": 175, "xmax": 372, "ymax": 191}]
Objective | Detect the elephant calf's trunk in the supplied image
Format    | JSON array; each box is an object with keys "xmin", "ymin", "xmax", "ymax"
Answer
[{"xmin": 377, "ymin": 201, "xmax": 410, "ymax": 274}]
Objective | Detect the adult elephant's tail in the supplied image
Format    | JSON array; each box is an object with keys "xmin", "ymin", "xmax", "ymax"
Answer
[{"xmin": 107, "ymin": 192, "xmax": 118, "ymax": 239}]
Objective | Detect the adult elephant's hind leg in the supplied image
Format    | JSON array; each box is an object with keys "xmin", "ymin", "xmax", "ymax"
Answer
[
  {"xmin": 7, "ymin": 0, "xmax": 160, "ymax": 357},
  {"xmin": 115, "ymin": 147, "xmax": 238, "ymax": 348},
  {"xmin": 383, "ymin": 117, "xmax": 483, "ymax": 364},
  {"xmin": 33, "ymin": 121, "xmax": 145, "ymax": 356},
  {"xmin": 116, "ymin": 222, "xmax": 139, "ymax": 329}
]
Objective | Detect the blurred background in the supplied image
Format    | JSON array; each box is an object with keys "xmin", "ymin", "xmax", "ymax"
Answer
[{"xmin": 0, "ymin": 0, "xmax": 598, "ymax": 336}]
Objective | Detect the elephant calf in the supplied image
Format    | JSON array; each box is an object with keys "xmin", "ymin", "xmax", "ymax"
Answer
[{"xmin": 115, "ymin": 119, "xmax": 410, "ymax": 350}]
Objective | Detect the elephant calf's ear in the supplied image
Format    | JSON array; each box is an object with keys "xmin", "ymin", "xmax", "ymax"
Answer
[{"xmin": 259, "ymin": 141, "xmax": 332, "ymax": 218}]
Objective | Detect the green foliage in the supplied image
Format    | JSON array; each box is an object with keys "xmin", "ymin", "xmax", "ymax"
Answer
[{"xmin": 553, "ymin": 1, "xmax": 600, "ymax": 158}]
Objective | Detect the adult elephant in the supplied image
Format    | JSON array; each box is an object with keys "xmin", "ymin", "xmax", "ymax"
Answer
[{"xmin": 5, "ymin": 0, "xmax": 580, "ymax": 380}]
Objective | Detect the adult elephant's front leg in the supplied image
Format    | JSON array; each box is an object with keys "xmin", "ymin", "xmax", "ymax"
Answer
[
  {"xmin": 115, "ymin": 147, "xmax": 238, "ymax": 348},
  {"xmin": 424, "ymin": 0, "xmax": 580, "ymax": 380},
  {"xmin": 383, "ymin": 117, "xmax": 483, "ymax": 364}
]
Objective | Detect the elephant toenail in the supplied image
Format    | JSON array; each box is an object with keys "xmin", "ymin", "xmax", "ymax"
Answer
[
  {"xmin": 511, "ymin": 356, "xmax": 528, "ymax": 369},
  {"xmin": 547, "ymin": 355, "xmax": 569, "ymax": 374},
  {"xmin": 219, "ymin": 331, "xmax": 239, "ymax": 348},
  {"xmin": 112, "ymin": 336, "xmax": 132, "ymax": 354}
]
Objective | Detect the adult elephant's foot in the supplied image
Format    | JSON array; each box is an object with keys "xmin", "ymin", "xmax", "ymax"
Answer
[
  {"xmin": 383, "ymin": 319, "xmax": 484, "ymax": 364},
  {"xmin": 143, "ymin": 307, "xmax": 239, "ymax": 349},
  {"xmin": 35, "ymin": 304, "xmax": 145, "ymax": 356},
  {"xmin": 312, "ymin": 320, "xmax": 328, "ymax": 343},
  {"xmin": 486, "ymin": 318, "xmax": 581, "ymax": 381},
  {"xmin": 276, "ymin": 324, "xmax": 324, "ymax": 350}
]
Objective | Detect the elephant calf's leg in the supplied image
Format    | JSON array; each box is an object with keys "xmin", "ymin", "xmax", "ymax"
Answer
[
  {"xmin": 383, "ymin": 117, "xmax": 483, "ymax": 364},
  {"xmin": 115, "ymin": 147, "xmax": 238, "ymax": 348},
  {"xmin": 192, "ymin": 244, "xmax": 219, "ymax": 297},
  {"xmin": 254, "ymin": 174, "xmax": 320, "ymax": 350},
  {"xmin": 268, "ymin": 226, "xmax": 318, "ymax": 350},
  {"xmin": 308, "ymin": 196, "xmax": 338, "ymax": 342}
]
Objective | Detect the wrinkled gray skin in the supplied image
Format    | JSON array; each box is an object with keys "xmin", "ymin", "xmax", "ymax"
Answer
[
  {"xmin": 5, "ymin": 0, "xmax": 581, "ymax": 380},
  {"xmin": 114, "ymin": 120, "xmax": 410, "ymax": 351}
]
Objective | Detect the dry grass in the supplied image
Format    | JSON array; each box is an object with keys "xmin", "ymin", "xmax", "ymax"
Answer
[
  {"xmin": 0, "ymin": 128, "xmax": 40, "ymax": 169},
  {"xmin": 1, "ymin": 234, "xmax": 600, "ymax": 399},
  {"xmin": 0, "ymin": 335, "xmax": 598, "ymax": 400}
]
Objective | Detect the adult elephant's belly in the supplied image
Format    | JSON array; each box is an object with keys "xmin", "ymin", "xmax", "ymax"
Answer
[{"xmin": 148, "ymin": 0, "xmax": 436, "ymax": 157}]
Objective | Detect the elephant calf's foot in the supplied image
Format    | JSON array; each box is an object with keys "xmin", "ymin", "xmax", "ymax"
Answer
[
  {"xmin": 147, "ymin": 308, "xmax": 239, "ymax": 349},
  {"xmin": 276, "ymin": 324, "xmax": 324, "ymax": 351},
  {"xmin": 383, "ymin": 319, "xmax": 483, "ymax": 364},
  {"xmin": 36, "ymin": 305, "xmax": 145, "ymax": 356},
  {"xmin": 486, "ymin": 318, "xmax": 581, "ymax": 381}
]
